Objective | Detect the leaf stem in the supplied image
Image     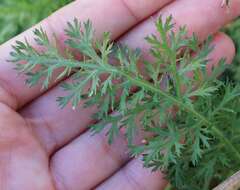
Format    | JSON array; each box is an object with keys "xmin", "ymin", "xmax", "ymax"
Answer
[
  {"xmin": 120, "ymin": 71, "xmax": 209, "ymax": 124},
  {"xmin": 119, "ymin": 71, "xmax": 240, "ymax": 160},
  {"xmin": 171, "ymin": 55, "xmax": 181, "ymax": 99}
]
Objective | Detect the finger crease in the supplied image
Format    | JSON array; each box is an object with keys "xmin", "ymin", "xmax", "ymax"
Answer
[
  {"xmin": 0, "ymin": 78, "xmax": 19, "ymax": 110},
  {"xmin": 122, "ymin": 167, "xmax": 146, "ymax": 190},
  {"xmin": 37, "ymin": 113, "xmax": 59, "ymax": 155},
  {"xmin": 121, "ymin": 0, "xmax": 141, "ymax": 22}
]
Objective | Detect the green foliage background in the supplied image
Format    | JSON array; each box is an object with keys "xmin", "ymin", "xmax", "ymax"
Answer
[{"xmin": 0, "ymin": 0, "xmax": 72, "ymax": 43}]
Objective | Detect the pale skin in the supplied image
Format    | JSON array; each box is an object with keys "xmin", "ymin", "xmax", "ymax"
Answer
[{"xmin": 0, "ymin": 0, "xmax": 239, "ymax": 190}]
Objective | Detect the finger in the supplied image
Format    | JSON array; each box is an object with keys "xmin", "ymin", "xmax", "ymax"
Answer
[
  {"xmin": 206, "ymin": 32, "xmax": 235, "ymax": 73},
  {"xmin": 0, "ymin": 103, "xmax": 54, "ymax": 189},
  {"xmin": 96, "ymin": 158, "xmax": 167, "ymax": 190},
  {"xmin": 20, "ymin": 1, "xmax": 238, "ymax": 156},
  {"xmin": 48, "ymin": 32, "xmax": 235, "ymax": 190},
  {"xmin": 121, "ymin": 0, "xmax": 240, "ymax": 61},
  {"xmin": 0, "ymin": 0, "xmax": 173, "ymax": 109},
  {"xmin": 50, "ymin": 125, "xmax": 131, "ymax": 190}
]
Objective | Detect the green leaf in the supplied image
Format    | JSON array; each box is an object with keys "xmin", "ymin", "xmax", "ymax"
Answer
[{"xmin": 11, "ymin": 14, "xmax": 240, "ymax": 190}]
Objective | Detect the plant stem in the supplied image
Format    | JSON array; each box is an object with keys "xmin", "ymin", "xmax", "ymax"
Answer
[
  {"xmin": 120, "ymin": 71, "xmax": 209, "ymax": 124},
  {"xmin": 119, "ymin": 71, "xmax": 240, "ymax": 161},
  {"xmin": 171, "ymin": 55, "xmax": 181, "ymax": 99}
]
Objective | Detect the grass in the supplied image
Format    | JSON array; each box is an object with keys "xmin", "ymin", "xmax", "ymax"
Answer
[{"xmin": 0, "ymin": 0, "xmax": 72, "ymax": 43}]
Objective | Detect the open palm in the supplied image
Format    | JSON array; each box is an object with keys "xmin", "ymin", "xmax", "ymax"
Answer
[{"xmin": 0, "ymin": 0, "xmax": 239, "ymax": 189}]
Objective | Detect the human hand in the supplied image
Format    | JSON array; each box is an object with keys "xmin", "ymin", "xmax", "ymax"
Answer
[{"xmin": 0, "ymin": 0, "xmax": 239, "ymax": 189}]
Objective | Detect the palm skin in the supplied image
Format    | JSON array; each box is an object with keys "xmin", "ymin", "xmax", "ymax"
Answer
[
  {"xmin": 0, "ymin": 0, "xmax": 239, "ymax": 190},
  {"xmin": 0, "ymin": 104, "xmax": 54, "ymax": 189}
]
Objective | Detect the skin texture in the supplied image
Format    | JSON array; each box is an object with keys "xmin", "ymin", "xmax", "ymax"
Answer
[{"xmin": 0, "ymin": 0, "xmax": 239, "ymax": 189}]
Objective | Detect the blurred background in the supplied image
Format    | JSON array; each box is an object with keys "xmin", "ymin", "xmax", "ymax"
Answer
[
  {"xmin": 0, "ymin": 0, "xmax": 72, "ymax": 43},
  {"xmin": 0, "ymin": 0, "xmax": 239, "ymax": 81}
]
